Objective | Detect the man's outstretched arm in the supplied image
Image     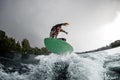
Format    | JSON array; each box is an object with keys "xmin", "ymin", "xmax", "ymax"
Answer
[{"xmin": 60, "ymin": 29, "xmax": 68, "ymax": 34}]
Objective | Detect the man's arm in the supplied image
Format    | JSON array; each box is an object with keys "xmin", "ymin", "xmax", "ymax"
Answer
[{"xmin": 60, "ymin": 29, "xmax": 68, "ymax": 34}]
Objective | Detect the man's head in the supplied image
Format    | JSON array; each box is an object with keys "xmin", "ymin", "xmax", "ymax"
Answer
[{"xmin": 62, "ymin": 23, "xmax": 69, "ymax": 26}]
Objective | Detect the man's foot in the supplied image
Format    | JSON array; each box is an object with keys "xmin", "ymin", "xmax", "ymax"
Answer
[{"xmin": 58, "ymin": 38, "xmax": 66, "ymax": 41}]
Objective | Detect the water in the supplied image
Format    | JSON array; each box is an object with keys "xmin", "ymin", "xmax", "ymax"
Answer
[{"xmin": 0, "ymin": 47, "xmax": 120, "ymax": 80}]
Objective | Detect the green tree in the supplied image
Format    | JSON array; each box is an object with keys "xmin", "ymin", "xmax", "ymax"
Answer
[
  {"xmin": 0, "ymin": 30, "xmax": 5, "ymax": 39},
  {"xmin": 0, "ymin": 30, "xmax": 16, "ymax": 52},
  {"xmin": 21, "ymin": 39, "xmax": 31, "ymax": 53},
  {"xmin": 110, "ymin": 40, "xmax": 120, "ymax": 48},
  {"xmin": 31, "ymin": 47, "xmax": 41, "ymax": 55},
  {"xmin": 0, "ymin": 30, "xmax": 7, "ymax": 52},
  {"xmin": 16, "ymin": 41, "xmax": 21, "ymax": 51},
  {"xmin": 7, "ymin": 37, "xmax": 16, "ymax": 51},
  {"xmin": 40, "ymin": 47, "xmax": 50, "ymax": 55}
]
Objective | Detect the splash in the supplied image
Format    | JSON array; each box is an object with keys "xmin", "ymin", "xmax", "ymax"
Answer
[
  {"xmin": 0, "ymin": 52, "xmax": 105, "ymax": 80},
  {"xmin": 29, "ymin": 53, "xmax": 104, "ymax": 80}
]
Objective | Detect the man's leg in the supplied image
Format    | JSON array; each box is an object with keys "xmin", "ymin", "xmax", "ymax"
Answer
[
  {"xmin": 54, "ymin": 34, "xmax": 57, "ymax": 38},
  {"xmin": 50, "ymin": 31, "xmax": 54, "ymax": 38}
]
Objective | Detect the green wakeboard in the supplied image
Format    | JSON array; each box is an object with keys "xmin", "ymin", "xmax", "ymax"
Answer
[{"xmin": 44, "ymin": 38, "xmax": 73, "ymax": 54}]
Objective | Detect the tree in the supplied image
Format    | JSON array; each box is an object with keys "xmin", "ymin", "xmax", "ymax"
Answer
[
  {"xmin": 7, "ymin": 37, "xmax": 16, "ymax": 51},
  {"xmin": 21, "ymin": 39, "xmax": 31, "ymax": 53},
  {"xmin": 31, "ymin": 47, "xmax": 41, "ymax": 55},
  {"xmin": 0, "ymin": 30, "xmax": 7, "ymax": 52},
  {"xmin": 40, "ymin": 47, "xmax": 50, "ymax": 55},
  {"xmin": 110, "ymin": 40, "xmax": 120, "ymax": 48},
  {"xmin": 0, "ymin": 30, "xmax": 5, "ymax": 39},
  {"xmin": 16, "ymin": 41, "xmax": 21, "ymax": 51}
]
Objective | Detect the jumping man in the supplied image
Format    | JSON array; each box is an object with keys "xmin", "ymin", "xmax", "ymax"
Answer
[{"xmin": 50, "ymin": 23, "xmax": 69, "ymax": 38}]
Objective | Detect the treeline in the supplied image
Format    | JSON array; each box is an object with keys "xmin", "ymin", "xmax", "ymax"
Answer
[
  {"xmin": 77, "ymin": 40, "xmax": 120, "ymax": 54},
  {"xmin": 0, "ymin": 30, "xmax": 50, "ymax": 55},
  {"xmin": 98, "ymin": 40, "xmax": 120, "ymax": 50}
]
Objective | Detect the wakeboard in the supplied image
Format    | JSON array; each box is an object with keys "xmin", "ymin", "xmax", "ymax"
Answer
[{"xmin": 44, "ymin": 38, "xmax": 73, "ymax": 54}]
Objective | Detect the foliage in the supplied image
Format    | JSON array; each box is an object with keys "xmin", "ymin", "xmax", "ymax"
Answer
[
  {"xmin": 16, "ymin": 41, "xmax": 21, "ymax": 51},
  {"xmin": 0, "ymin": 30, "xmax": 50, "ymax": 55},
  {"xmin": 21, "ymin": 39, "xmax": 31, "ymax": 53},
  {"xmin": 110, "ymin": 40, "xmax": 120, "ymax": 48}
]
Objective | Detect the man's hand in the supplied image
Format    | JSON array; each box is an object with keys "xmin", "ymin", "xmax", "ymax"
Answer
[{"xmin": 65, "ymin": 32, "xmax": 68, "ymax": 34}]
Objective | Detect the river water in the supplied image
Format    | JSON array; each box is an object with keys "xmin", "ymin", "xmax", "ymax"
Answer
[{"xmin": 0, "ymin": 47, "xmax": 120, "ymax": 80}]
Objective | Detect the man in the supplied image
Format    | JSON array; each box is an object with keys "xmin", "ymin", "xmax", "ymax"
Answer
[{"xmin": 50, "ymin": 23, "xmax": 69, "ymax": 38}]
